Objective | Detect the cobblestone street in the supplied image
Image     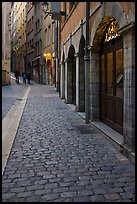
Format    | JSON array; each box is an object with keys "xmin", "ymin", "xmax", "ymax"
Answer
[{"xmin": 2, "ymin": 84, "xmax": 135, "ymax": 202}]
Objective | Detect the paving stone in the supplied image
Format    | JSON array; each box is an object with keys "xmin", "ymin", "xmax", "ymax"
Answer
[
  {"xmin": 34, "ymin": 189, "xmax": 52, "ymax": 196},
  {"xmin": 10, "ymin": 187, "xmax": 26, "ymax": 193},
  {"xmin": 120, "ymin": 192, "xmax": 135, "ymax": 199},
  {"xmin": 53, "ymin": 187, "xmax": 69, "ymax": 193},
  {"xmin": 26, "ymin": 185, "xmax": 44, "ymax": 191},
  {"xmin": 105, "ymin": 193, "xmax": 122, "ymax": 200},
  {"xmin": 41, "ymin": 193, "xmax": 60, "ymax": 200},
  {"xmin": 93, "ymin": 187, "xmax": 107, "ymax": 194},
  {"xmin": 26, "ymin": 196, "xmax": 41, "ymax": 202},
  {"xmin": 2, "ymin": 193, "xmax": 15, "ymax": 200},
  {"xmin": 90, "ymin": 194, "xmax": 106, "ymax": 202},
  {"xmin": 73, "ymin": 196, "xmax": 91, "ymax": 202},
  {"xmin": 16, "ymin": 191, "xmax": 33, "ymax": 198},
  {"xmin": 61, "ymin": 191, "xmax": 77, "ymax": 198},
  {"xmin": 78, "ymin": 189, "xmax": 93, "ymax": 196}
]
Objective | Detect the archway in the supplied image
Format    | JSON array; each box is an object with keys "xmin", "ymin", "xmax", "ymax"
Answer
[
  {"xmin": 67, "ymin": 45, "xmax": 76, "ymax": 105},
  {"xmin": 92, "ymin": 16, "xmax": 123, "ymax": 135},
  {"xmin": 78, "ymin": 35, "xmax": 85, "ymax": 112}
]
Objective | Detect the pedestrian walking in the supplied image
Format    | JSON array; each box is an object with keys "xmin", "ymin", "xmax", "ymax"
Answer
[
  {"xmin": 22, "ymin": 72, "xmax": 27, "ymax": 84},
  {"xmin": 27, "ymin": 72, "xmax": 31, "ymax": 84},
  {"xmin": 14, "ymin": 70, "xmax": 20, "ymax": 84}
]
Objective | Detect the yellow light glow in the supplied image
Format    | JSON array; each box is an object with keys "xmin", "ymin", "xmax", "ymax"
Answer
[{"xmin": 46, "ymin": 53, "xmax": 51, "ymax": 57}]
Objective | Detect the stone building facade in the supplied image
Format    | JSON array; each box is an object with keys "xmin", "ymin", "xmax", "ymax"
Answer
[
  {"xmin": 2, "ymin": 2, "xmax": 11, "ymax": 85},
  {"xmin": 31, "ymin": 2, "xmax": 43, "ymax": 83},
  {"xmin": 42, "ymin": 10, "xmax": 56, "ymax": 85},
  {"xmin": 26, "ymin": 2, "xmax": 34, "ymax": 78},
  {"xmin": 2, "ymin": 2, "xmax": 11, "ymax": 60},
  {"xmin": 10, "ymin": 2, "xmax": 17, "ymax": 74},
  {"xmin": 10, "ymin": 2, "xmax": 27, "ymax": 75},
  {"xmin": 15, "ymin": 2, "xmax": 27, "ymax": 75},
  {"xmin": 60, "ymin": 2, "xmax": 135, "ymax": 158}
]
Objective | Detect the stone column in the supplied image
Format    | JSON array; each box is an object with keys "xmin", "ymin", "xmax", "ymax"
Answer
[
  {"xmin": 60, "ymin": 60, "xmax": 65, "ymax": 99},
  {"xmin": 74, "ymin": 52, "xmax": 80, "ymax": 111},
  {"xmin": 89, "ymin": 46, "xmax": 100, "ymax": 121},
  {"xmin": 64, "ymin": 58, "xmax": 68, "ymax": 103},
  {"xmin": 119, "ymin": 23, "xmax": 135, "ymax": 153}
]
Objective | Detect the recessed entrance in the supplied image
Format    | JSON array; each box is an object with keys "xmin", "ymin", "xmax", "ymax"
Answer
[
  {"xmin": 68, "ymin": 45, "xmax": 76, "ymax": 105},
  {"xmin": 100, "ymin": 36, "xmax": 123, "ymax": 135},
  {"xmin": 79, "ymin": 35, "xmax": 85, "ymax": 112},
  {"xmin": 92, "ymin": 17, "xmax": 123, "ymax": 135}
]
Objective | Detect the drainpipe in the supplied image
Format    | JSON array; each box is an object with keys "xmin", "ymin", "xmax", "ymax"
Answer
[{"xmin": 84, "ymin": 2, "xmax": 90, "ymax": 123}]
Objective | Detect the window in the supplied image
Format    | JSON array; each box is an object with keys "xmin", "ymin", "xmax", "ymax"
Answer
[
  {"xmin": 38, "ymin": 41, "xmax": 39, "ymax": 54},
  {"xmin": 39, "ymin": 40, "xmax": 42, "ymax": 52},
  {"xmin": 36, "ymin": 43, "xmax": 38, "ymax": 55},
  {"xmin": 48, "ymin": 25, "xmax": 51, "ymax": 45},
  {"xmin": 45, "ymin": 28, "xmax": 47, "ymax": 47},
  {"xmin": 38, "ymin": 19, "xmax": 40, "ymax": 30},
  {"xmin": 51, "ymin": 22, "xmax": 54, "ymax": 43},
  {"xmin": 36, "ymin": 22, "xmax": 37, "ymax": 32},
  {"xmin": 62, "ymin": 2, "xmax": 66, "ymax": 21},
  {"xmin": 32, "ymin": 39, "xmax": 34, "ymax": 48},
  {"xmin": 32, "ymin": 16, "xmax": 33, "ymax": 26}
]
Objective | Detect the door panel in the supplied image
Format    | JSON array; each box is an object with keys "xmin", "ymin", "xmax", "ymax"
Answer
[
  {"xmin": 114, "ymin": 98, "xmax": 123, "ymax": 134},
  {"xmin": 106, "ymin": 96, "xmax": 114, "ymax": 122},
  {"xmin": 115, "ymin": 99, "xmax": 123, "ymax": 125},
  {"xmin": 107, "ymin": 52, "xmax": 113, "ymax": 96},
  {"xmin": 100, "ymin": 38, "xmax": 123, "ymax": 135}
]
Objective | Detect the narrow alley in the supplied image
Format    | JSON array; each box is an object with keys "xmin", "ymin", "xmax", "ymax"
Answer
[{"xmin": 2, "ymin": 83, "xmax": 135, "ymax": 202}]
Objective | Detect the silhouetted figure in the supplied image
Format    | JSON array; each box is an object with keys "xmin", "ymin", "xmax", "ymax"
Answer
[
  {"xmin": 27, "ymin": 72, "xmax": 31, "ymax": 84},
  {"xmin": 15, "ymin": 70, "xmax": 20, "ymax": 84},
  {"xmin": 22, "ymin": 72, "xmax": 27, "ymax": 84}
]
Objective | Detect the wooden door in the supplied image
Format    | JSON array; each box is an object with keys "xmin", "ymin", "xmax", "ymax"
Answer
[{"xmin": 100, "ymin": 38, "xmax": 123, "ymax": 134}]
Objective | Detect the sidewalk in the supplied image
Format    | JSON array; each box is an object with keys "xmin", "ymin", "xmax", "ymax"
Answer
[
  {"xmin": 2, "ymin": 80, "xmax": 27, "ymax": 119},
  {"xmin": 2, "ymin": 84, "xmax": 135, "ymax": 202}
]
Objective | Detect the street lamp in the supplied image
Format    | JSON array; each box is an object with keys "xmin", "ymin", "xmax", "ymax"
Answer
[{"xmin": 42, "ymin": 2, "xmax": 66, "ymax": 20}]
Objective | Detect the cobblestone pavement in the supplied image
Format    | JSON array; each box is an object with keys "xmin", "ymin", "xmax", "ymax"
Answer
[{"xmin": 2, "ymin": 84, "xmax": 135, "ymax": 202}]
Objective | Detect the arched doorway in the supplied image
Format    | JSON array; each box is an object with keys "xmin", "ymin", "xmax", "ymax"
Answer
[
  {"xmin": 67, "ymin": 45, "xmax": 76, "ymax": 105},
  {"xmin": 79, "ymin": 35, "xmax": 85, "ymax": 112},
  {"xmin": 93, "ymin": 16, "xmax": 123, "ymax": 135}
]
